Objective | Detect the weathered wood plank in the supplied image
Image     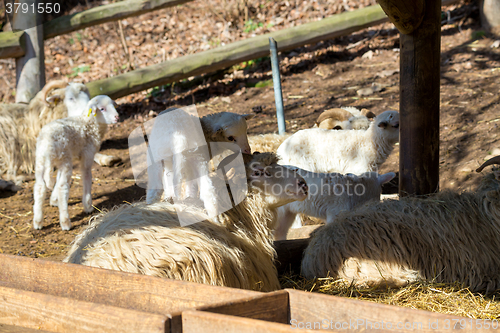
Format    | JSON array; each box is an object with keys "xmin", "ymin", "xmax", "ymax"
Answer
[
  {"xmin": 0, "ymin": 31, "xmax": 26, "ymax": 59},
  {"xmin": 399, "ymin": 0, "xmax": 441, "ymax": 196},
  {"xmin": 85, "ymin": 5, "xmax": 389, "ymax": 99},
  {"xmin": 286, "ymin": 289, "xmax": 482, "ymax": 332},
  {"xmin": 0, "ymin": 254, "xmax": 260, "ymax": 316},
  {"xmin": 12, "ymin": 0, "xmax": 45, "ymax": 103},
  {"xmin": 43, "ymin": 0, "xmax": 194, "ymax": 39},
  {"xmin": 0, "ymin": 323, "xmax": 52, "ymax": 333},
  {"xmin": 274, "ymin": 238, "xmax": 312, "ymax": 275},
  {"xmin": 182, "ymin": 311, "xmax": 317, "ymax": 333},
  {"xmin": 0, "ymin": 286, "xmax": 167, "ymax": 333},
  {"xmin": 377, "ymin": 0, "xmax": 425, "ymax": 34}
]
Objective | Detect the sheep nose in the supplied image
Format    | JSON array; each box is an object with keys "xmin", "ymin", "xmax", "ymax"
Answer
[
  {"xmin": 242, "ymin": 148, "xmax": 251, "ymax": 154},
  {"xmin": 114, "ymin": 115, "xmax": 120, "ymax": 123},
  {"xmin": 393, "ymin": 122, "xmax": 399, "ymax": 129},
  {"xmin": 297, "ymin": 179, "xmax": 308, "ymax": 195}
]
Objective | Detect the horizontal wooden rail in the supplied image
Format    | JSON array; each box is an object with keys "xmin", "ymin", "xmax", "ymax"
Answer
[
  {"xmin": 86, "ymin": 4, "xmax": 389, "ymax": 99},
  {"xmin": 44, "ymin": 0, "xmax": 194, "ymax": 39},
  {"xmin": 0, "ymin": 31, "xmax": 26, "ymax": 59}
]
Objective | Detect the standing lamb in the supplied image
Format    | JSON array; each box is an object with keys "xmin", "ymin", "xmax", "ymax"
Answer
[
  {"xmin": 277, "ymin": 110, "xmax": 400, "ymax": 174},
  {"xmin": 0, "ymin": 80, "xmax": 119, "ymax": 184},
  {"xmin": 301, "ymin": 156, "xmax": 500, "ymax": 293},
  {"xmin": 33, "ymin": 95, "xmax": 119, "ymax": 231},
  {"xmin": 274, "ymin": 168, "xmax": 395, "ymax": 240},
  {"xmin": 65, "ymin": 152, "xmax": 308, "ymax": 292},
  {"xmin": 146, "ymin": 110, "xmax": 254, "ymax": 218}
]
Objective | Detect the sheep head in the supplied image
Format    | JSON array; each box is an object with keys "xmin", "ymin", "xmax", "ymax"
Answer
[
  {"xmin": 86, "ymin": 95, "xmax": 119, "ymax": 125},
  {"xmin": 316, "ymin": 108, "xmax": 352, "ymax": 130},
  {"xmin": 204, "ymin": 112, "xmax": 254, "ymax": 154},
  {"xmin": 373, "ymin": 110, "xmax": 400, "ymax": 143},
  {"xmin": 244, "ymin": 152, "xmax": 308, "ymax": 208}
]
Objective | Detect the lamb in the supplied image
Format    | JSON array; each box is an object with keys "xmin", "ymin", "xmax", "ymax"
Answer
[
  {"xmin": 33, "ymin": 95, "xmax": 119, "ymax": 231},
  {"xmin": 64, "ymin": 152, "xmax": 308, "ymax": 292},
  {"xmin": 0, "ymin": 80, "xmax": 119, "ymax": 184},
  {"xmin": 274, "ymin": 168, "xmax": 395, "ymax": 240},
  {"xmin": 277, "ymin": 110, "xmax": 400, "ymax": 174},
  {"xmin": 314, "ymin": 107, "xmax": 376, "ymax": 130},
  {"xmin": 301, "ymin": 156, "xmax": 500, "ymax": 293},
  {"xmin": 145, "ymin": 109, "xmax": 254, "ymax": 218}
]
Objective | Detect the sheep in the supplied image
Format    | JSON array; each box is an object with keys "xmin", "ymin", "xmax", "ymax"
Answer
[
  {"xmin": 64, "ymin": 152, "xmax": 308, "ymax": 292},
  {"xmin": 145, "ymin": 109, "xmax": 254, "ymax": 219},
  {"xmin": 277, "ymin": 110, "xmax": 400, "ymax": 175},
  {"xmin": 301, "ymin": 156, "xmax": 500, "ymax": 293},
  {"xmin": 248, "ymin": 133, "xmax": 291, "ymax": 154},
  {"xmin": 314, "ymin": 107, "xmax": 376, "ymax": 130},
  {"xmin": 33, "ymin": 95, "xmax": 119, "ymax": 231},
  {"xmin": 0, "ymin": 80, "xmax": 119, "ymax": 184},
  {"xmin": 274, "ymin": 168, "xmax": 395, "ymax": 240}
]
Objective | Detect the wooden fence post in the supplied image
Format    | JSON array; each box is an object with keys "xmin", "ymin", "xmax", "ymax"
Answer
[
  {"xmin": 12, "ymin": 0, "xmax": 45, "ymax": 104},
  {"xmin": 379, "ymin": 0, "xmax": 441, "ymax": 196}
]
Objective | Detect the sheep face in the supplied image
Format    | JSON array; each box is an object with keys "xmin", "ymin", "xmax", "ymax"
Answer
[
  {"xmin": 374, "ymin": 110, "xmax": 400, "ymax": 143},
  {"xmin": 64, "ymin": 83, "xmax": 91, "ymax": 117},
  {"xmin": 212, "ymin": 113, "xmax": 254, "ymax": 154},
  {"xmin": 87, "ymin": 96, "xmax": 119, "ymax": 124},
  {"xmin": 245, "ymin": 153, "xmax": 308, "ymax": 208}
]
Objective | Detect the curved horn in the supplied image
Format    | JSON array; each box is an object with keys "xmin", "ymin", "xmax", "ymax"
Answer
[
  {"xmin": 316, "ymin": 108, "xmax": 353, "ymax": 125},
  {"xmin": 476, "ymin": 155, "xmax": 500, "ymax": 172},
  {"xmin": 40, "ymin": 80, "xmax": 68, "ymax": 105},
  {"xmin": 360, "ymin": 108, "xmax": 377, "ymax": 119}
]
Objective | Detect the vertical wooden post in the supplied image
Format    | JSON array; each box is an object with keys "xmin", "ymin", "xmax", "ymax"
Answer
[
  {"xmin": 398, "ymin": 0, "xmax": 441, "ymax": 196},
  {"xmin": 13, "ymin": 0, "xmax": 45, "ymax": 104}
]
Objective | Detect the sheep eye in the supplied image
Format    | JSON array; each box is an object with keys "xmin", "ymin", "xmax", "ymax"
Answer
[
  {"xmin": 228, "ymin": 136, "xmax": 235, "ymax": 141},
  {"xmin": 99, "ymin": 107, "xmax": 106, "ymax": 112}
]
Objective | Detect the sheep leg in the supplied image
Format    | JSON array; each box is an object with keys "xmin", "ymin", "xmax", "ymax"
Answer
[
  {"xmin": 274, "ymin": 205, "xmax": 298, "ymax": 240},
  {"xmin": 56, "ymin": 162, "xmax": 73, "ymax": 231},
  {"xmin": 49, "ymin": 169, "xmax": 63, "ymax": 206},
  {"xmin": 81, "ymin": 154, "xmax": 94, "ymax": 214},
  {"xmin": 197, "ymin": 167, "xmax": 219, "ymax": 217},
  {"xmin": 146, "ymin": 160, "xmax": 164, "ymax": 204},
  {"xmin": 33, "ymin": 167, "xmax": 47, "ymax": 230}
]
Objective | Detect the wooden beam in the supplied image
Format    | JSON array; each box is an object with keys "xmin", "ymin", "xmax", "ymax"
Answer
[
  {"xmin": 0, "ymin": 31, "xmax": 26, "ymax": 59},
  {"xmin": 86, "ymin": 5, "xmax": 389, "ymax": 99},
  {"xmin": 43, "ymin": 0, "xmax": 194, "ymax": 39},
  {"xmin": 0, "ymin": 286, "xmax": 167, "ymax": 333},
  {"xmin": 399, "ymin": 0, "xmax": 441, "ymax": 197},
  {"xmin": 0, "ymin": 254, "xmax": 260, "ymax": 316},
  {"xmin": 13, "ymin": 0, "xmax": 45, "ymax": 103},
  {"xmin": 377, "ymin": 0, "xmax": 425, "ymax": 34}
]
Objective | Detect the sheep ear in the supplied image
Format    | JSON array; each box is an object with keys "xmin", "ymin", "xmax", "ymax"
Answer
[
  {"xmin": 378, "ymin": 121, "xmax": 388, "ymax": 128},
  {"xmin": 46, "ymin": 95, "xmax": 62, "ymax": 105},
  {"xmin": 88, "ymin": 105, "xmax": 98, "ymax": 117},
  {"xmin": 378, "ymin": 172, "xmax": 396, "ymax": 184},
  {"xmin": 243, "ymin": 114, "xmax": 255, "ymax": 120},
  {"xmin": 361, "ymin": 109, "xmax": 376, "ymax": 119}
]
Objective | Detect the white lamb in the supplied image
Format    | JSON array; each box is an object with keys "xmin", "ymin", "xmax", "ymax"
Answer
[
  {"xmin": 313, "ymin": 106, "xmax": 376, "ymax": 131},
  {"xmin": 33, "ymin": 95, "xmax": 119, "ymax": 231},
  {"xmin": 145, "ymin": 110, "xmax": 253, "ymax": 218},
  {"xmin": 274, "ymin": 167, "xmax": 395, "ymax": 240},
  {"xmin": 277, "ymin": 110, "xmax": 400, "ymax": 174}
]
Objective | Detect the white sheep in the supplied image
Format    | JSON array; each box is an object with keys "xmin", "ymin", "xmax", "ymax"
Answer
[
  {"xmin": 277, "ymin": 110, "xmax": 400, "ymax": 174},
  {"xmin": 64, "ymin": 152, "xmax": 308, "ymax": 292},
  {"xmin": 0, "ymin": 80, "xmax": 119, "ymax": 184},
  {"xmin": 248, "ymin": 133, "xmax": 291, "ymax": 154},
  {"xmin": 33, "ymin": 95, "xmax": 119, "ymax": 231},
  {"xmin": 274, "ymin": 168, "xmax": 395, "ymax": 240},
  {"xmin": 145, "ymin": 110, "xmax": 254, "ymax": 218},
  {"xmin": 301, "ymin": 156, "xmax": 500, "ymax": 293}
]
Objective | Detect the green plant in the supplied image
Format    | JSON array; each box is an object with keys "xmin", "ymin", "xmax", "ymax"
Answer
[
  {"xmin": 472, "ymin": 30, "xmax": 486, "ymax": 40},
  {"xmin": 243, "ymin": 19, "xmax": 263, "ymax": 33},
  {"xmin": 69, "ymin": 65, "xmax": 90, "ymax": 77}
]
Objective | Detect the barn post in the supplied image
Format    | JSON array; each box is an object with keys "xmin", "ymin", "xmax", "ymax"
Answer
[
  {"xmin": 378, "ymin": 0, "xmax": 440, "ymax": 196},
  {"xmin": 12, "ymin": 0, "xmax": 45, "ymax": 104}
]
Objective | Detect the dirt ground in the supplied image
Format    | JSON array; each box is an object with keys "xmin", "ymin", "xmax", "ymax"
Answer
[{"xmin": 1, "ymin": 0, "xmax": 500, "ymax": 264}]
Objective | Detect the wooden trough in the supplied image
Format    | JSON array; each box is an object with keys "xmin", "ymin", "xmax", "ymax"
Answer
[{"xmin": 0, "ymin": 244, "xmax": 483, "ymax": 333}]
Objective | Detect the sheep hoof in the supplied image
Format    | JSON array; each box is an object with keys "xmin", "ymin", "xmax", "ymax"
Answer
[
  {"xmin": 50, "ymin": 199, "xmax": 58, "ymax": 207},
  {"xmin": 95, "ymin": 154, "xmax": 121, "ymax": 167},
  {"xmin": 33, "ymin": 221, "xmax": 43, "ymax": 230},
  {"xmin": 83, "ymin": 205, "xmax": 94, "ymax": 214},
  {"xmin": 60, "ymin": 221, "xmax": 72, "ymax": 231}
]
